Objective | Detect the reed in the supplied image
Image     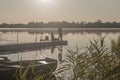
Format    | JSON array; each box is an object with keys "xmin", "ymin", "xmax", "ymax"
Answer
[
  {"xmin": 14, "ymin": 60, "xmax": 56, "ymax": 80},
  {"xmin": 58, "ymin": 36, "xmax": 120, "ymax": 80},
  {"xmin": 15, "ymin": 36, "xmax": 120, "ymax": 80}
]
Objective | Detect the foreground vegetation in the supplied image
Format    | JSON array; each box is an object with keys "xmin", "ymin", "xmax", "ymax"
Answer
[
  {"xmin": 17, "ymin": 36, "xmax": 120, "ymax": 80},
  {"xmin": 14, "ymin": 60, "xmax": 56, "ymax": 80},
  {"xmin": 58, "ymin": 36, "xmax": 120, "ymax": 80}
]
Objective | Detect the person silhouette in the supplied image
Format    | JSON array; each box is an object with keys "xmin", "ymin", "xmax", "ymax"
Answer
[
  {"xmin": 58, "ymin": 27, "xmax": 63, "ymax": 41},
  {"xmin": 51, "ymin": 32, "xmax": 54, "ymax": 42}
]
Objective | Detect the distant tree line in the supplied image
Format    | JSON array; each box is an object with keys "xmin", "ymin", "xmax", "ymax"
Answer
[{"xmin": 0, "ymin": 20, "xmax": 120, "ymax": 28}]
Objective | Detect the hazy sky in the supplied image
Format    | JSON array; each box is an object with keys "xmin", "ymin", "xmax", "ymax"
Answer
[{"xmin": 0, "ymin": 0, "xmax": 120, "ymax": 23}]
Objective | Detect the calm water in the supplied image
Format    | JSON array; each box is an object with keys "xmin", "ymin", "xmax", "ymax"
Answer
[
  {"xmin": 0, "ymin": 28, "xmax": 120, "ymax": 79},
  {"xmin": 0, "ymin": 28, "xmax": 120, "ymax": 61}
]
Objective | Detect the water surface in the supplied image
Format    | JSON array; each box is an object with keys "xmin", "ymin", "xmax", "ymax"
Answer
[{"xmin": 0, "ymin": 28, "xmax": 120, "ymax": 62}]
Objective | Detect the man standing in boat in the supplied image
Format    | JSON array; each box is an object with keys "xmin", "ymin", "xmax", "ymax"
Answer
[{"xmin": 58, "ymin": 27, "xmax": 63, "ymax": 41}]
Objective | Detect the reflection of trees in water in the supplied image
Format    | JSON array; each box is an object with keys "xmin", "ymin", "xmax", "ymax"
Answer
[
  {"xmin": 63, "ymin": 31, "xmax": 120, "ymax": 37},
  {"xmin": 1, "ymin": 28, "xmax": 120, "ymax": 35},
  {"xmin": 20, "ymin": 30, "xmax": 120, "ymax": 35}
]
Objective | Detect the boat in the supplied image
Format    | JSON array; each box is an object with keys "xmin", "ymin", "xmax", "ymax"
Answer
[{"xmin": 0, "ymin": 57, "xmax": 57, "ymax": 80}]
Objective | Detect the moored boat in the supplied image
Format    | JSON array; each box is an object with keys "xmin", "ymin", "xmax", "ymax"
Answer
[{"xmin": 0, "ymin": 57, "xmax": 57, "ymax": 80}]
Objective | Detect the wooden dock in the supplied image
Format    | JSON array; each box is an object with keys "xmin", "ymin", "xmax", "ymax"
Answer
[{"xmin": 0, "ymin": 41, "xmax": 68, "ymax": 54}]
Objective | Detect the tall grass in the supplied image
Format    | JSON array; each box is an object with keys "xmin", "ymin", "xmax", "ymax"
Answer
[
  {"xmin": 58, "ymin": 36, "xmax": 120, "ymax": 80},
  {"xmin": 15, "ymin": 60, "xmax": 35, "ymax": 80},
  {"xmin": 15, "ymin": 36, "xmax": 120, "ymax": 80},
  {"xmin": 14, "ymin": 60, "xmax": 56, "ymax": 80}
]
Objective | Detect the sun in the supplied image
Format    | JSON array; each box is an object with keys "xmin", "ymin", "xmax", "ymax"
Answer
[
  {"xmin": 41, "ymin": 0, "xmax": 53, "ymax": 4},
  {"xmin": 41, "ymin": 0, "xmax": 50, "ymax": 3},
  {"xmin": 35, "ymin": 0, "xmax": 55, "ymax": 6}
]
